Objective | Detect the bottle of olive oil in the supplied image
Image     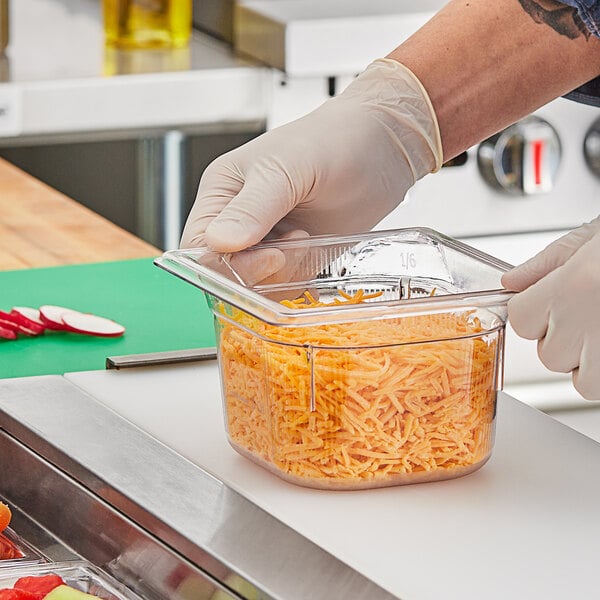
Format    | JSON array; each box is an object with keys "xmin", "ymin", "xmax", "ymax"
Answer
[
  {"xmin": 103, "ymin": 0, "xmax": 192, "ymax": 49},
  {"xmin": 0, "ymin": 0, "xmax": 9, "ymax": 55}
]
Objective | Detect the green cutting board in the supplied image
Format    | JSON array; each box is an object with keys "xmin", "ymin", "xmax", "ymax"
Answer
[{"xmin": 0, "ymin": 258, "xmax": 216, "ymax": 378}]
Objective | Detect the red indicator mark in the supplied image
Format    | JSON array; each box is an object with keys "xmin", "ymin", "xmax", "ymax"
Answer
[{"xmin": 532, "ymin": 139, "xmax": 544, "ymax": 186}]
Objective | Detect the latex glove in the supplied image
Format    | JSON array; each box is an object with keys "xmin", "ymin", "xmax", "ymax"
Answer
[
  {"xmin": 180, "ymin": 58, "xmax": 443, "ymax": 252},
  {"xmin": 501, "ymin": 216, "xmax": 600, "ymax": 400},
  {"xmin": 197, "ymin": 229, "xmax": 311, "ymax": 287}
]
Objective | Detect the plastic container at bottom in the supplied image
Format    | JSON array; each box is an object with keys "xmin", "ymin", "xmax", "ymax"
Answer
[
  {"xmin": 0, "ymin": 561, "xmax": 145, "ymax": 599},
  {"xmin": 156, "ymin": 228, "xmax": 514, "ymax": 490},
  {"xmin": 0, "ymin": 528, "xmax": 47, "ymax": 567}
]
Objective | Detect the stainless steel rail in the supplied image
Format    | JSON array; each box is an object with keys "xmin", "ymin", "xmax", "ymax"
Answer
[
  {"xmin": 0, "ymin": 375, "xmax": 398, "ymax": 600},
  {"xmin": 1, "ymin": 430, "xmax": 237, "ymax": 600}
]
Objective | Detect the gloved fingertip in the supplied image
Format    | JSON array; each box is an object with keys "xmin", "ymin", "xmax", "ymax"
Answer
[
  {"xmin": 205, "ymin": 220, "xmax": 263, "ymax": 253},
  {"xmin": 259, "ymin": 249, "xmax": 287, "ymax": 278},
  {"xmin": 179, "ymin": 231, "xmax": 206, "ymax": 249},
  {"xmin": 501, "ymin": 268, "xmax": 529, "ymax": 292},
  {"xmin": 572, "ymin": 368, "xmax": 600, "ymax": 401},
  {"xmin": 277, "ymin": 229, "xmax": 311, "ymax": 241}
]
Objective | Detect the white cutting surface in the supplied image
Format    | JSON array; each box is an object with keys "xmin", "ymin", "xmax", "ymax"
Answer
[{"xmin": 66, "ymin": 364, "xmax": 600, "ymax": 600}]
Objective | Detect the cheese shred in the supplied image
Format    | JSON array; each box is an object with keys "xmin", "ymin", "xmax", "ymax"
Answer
[{"xmin": 218, "ymin": 290, "xmax": 500, "ymax": 489}]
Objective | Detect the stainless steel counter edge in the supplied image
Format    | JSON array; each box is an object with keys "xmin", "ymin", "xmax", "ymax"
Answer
[{"xmin": 0, "ymin": 375, "xmax": 397, "ymax": 600}]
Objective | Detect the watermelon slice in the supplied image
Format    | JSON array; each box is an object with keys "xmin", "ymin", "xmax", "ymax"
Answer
[
  {"xmin": 14, "ymin": 575, "xmax": 64, "ymax": 599},
  {"xmin": 0, "ymin": 590, "xmax": 38, "ymax": 599},
  {"xmin": 2, "ymin": 575, "xmax": 101, "ymax": 600}
]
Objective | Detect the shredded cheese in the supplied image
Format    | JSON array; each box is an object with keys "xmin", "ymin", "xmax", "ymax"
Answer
[{"xmin": 218, "ymin": 290, "xmax": 499, "ymax": 489}]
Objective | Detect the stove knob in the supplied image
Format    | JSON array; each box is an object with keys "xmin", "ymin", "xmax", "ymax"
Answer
[
  {"xmin": 477, "ymin": 116, "xmax": 561, "ymax": 195},
  {"xmin": 584, "ymin": 117, "xmax": 600, "ymax": 178}
]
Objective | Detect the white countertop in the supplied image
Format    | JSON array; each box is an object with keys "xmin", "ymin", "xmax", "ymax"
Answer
[
  {"xmin": 0, "ymin": 0, "xmax": 270, "ymax": 139},
  {"xmin": 65, "ymin": 362, "xmax": 600, "ymax": 600}
]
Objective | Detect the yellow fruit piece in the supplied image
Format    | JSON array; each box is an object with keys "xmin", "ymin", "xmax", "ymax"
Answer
[{"xmin": 44, "ymin": 585, "xmax": 100, "ymax": 600}]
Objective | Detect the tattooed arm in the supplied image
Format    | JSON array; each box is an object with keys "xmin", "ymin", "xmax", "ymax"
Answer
[
  {"xmin": 518, "ymin": 0, "xmax": 591, "ymax": 39},
  {"xmin": 387, "ymin": 0, "xmax": 600, "ymax": 159}
]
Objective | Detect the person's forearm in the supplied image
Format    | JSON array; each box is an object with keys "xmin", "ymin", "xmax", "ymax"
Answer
[{"xmin": 387, "ymin": 0, "xmax": 600, "ymax": 160}]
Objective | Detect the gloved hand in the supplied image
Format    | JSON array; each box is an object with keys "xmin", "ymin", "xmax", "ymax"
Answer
[
  {"xmin": 180, "ymin": 58, "xmax": 443, "ymax": 252},
  {"xmin": 501, "ymin": 216, "xmax": 600, "ymax": 400},
  {"xmin": 197, "ymin": 230, "xmax": 310, "ymax": 287}
]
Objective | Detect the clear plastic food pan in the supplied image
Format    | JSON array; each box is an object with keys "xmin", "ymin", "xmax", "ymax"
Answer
[
  {"xmin": 156, "ymin": 228, "xmax": 514, "ymax": 490},
  {"xmin": 0, "ymin": 561, "xmax": 145, "ymax": 599},
  {"xmin": 0, "ymin": 528, "xmax": 47, "ymax": 567}
]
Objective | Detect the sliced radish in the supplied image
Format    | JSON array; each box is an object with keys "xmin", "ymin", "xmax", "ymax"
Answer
[
  {"xmin": 39, "ymin": 305, "xmax": 82, "ymax": 331},
  {"xmin": 8, "ymin": 321, "xmax": 39, "ymax": 336},
  {"xmin": 0, "ymin": 324, "xmax": 17, "ymax": 340},
  {"xmin": 0, "ymin": 310, "xmax": 42, "ymax": 336},
  {"xmin": 7, "ymin": 309, "xmax": 45, "ymax": 335},
  {"xmin": 61, "ymin": 312, "xmax": 125, "ymax": 337},
  {"xmin": 12, "ymin": 306, "xmax": 44, "ymax": 327},
  {"xmin": 0, "ymin": 313, "xmax": 19, "ymax": 333}
]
